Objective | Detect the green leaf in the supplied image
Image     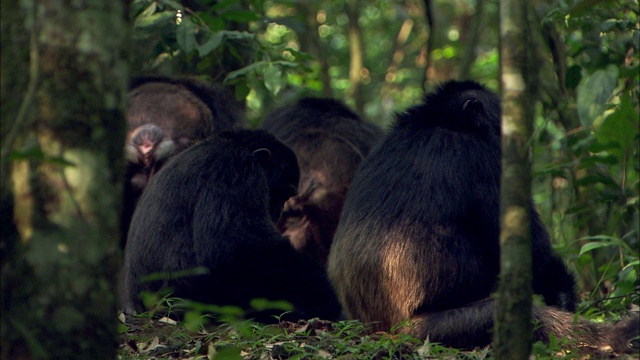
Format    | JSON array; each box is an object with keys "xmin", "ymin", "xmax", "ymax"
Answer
[
  {"xmin": 596, "ymin": 94, "xmax": 639, "ymax": 153},
  {"xmin": 133, "ymin": 1, "xmax": 156, "ymax": 18},
  {"xmin": 197, "ymin": 32, "xmax": 223, "ymax": 57},
  {"xmin": 184, "ymin": 310, "xmax": 205, "ymax": 331},
  {"xmin": 264, "ymin": 64, "xmax": 283, "ymax": 96},
  {"xmin": 224, "ymin": 61, "xmax": 267, "ymax": 83},
  {"xmin": 134, "ymin": 10, "xmax": 176, "ymax": 28},
  {"xmin": 574, "ymin": 174, "xmax": 618, "ymax": 188},
  {"xmin": 249, "ymin": 298, "xmax": 293, "ymax": 312},
  {"xmin": 212, "ymin": 347, "xmax": 243, "ymax": 360},
  {"xmin": 579, "ymin": 241, "xmax": 617, "ymax": 256},
  {"xmin": 576, "ymin": 64, "xmax": 619, "ymax": 127},
  {"xmin": 176, "ymin": 17, "xmax": 197, "ymax": 54},
  {"xmin": 234, "ymin": 82, "xmax": 250, "ymax": 101}
]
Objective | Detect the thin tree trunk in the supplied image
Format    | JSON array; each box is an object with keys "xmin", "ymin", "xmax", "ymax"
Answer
[
  {"xmin": 300, "ymin": 0, "xmax": 332, "ymax": 97},
  {"xmin": 1, "ymin": 0, "xmax": 129, "ymax": 358},
  {"xmin": 381, "ymin": 19, "xmax": 414, "ymax": 97},
  {"xmin": 422, "ymin": 0, "xmax": 435, "ymax": 90},
  {"xmin": 346, "ymin": 0, "xmax": 364, "ymax": 114},
  {"xmin": 494, "ymin": 0, "xmax": 535, "ymax": 358},
  {"xmin": 459, "ymin": 0, "xmax": 485, "ymax": 79}
]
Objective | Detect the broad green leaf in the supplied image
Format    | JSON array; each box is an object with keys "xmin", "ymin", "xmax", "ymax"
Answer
[
  {"xmin": 623, "ymin": 260, "xmax": 640, "ymax": 269},
  {"xmin": 176, "ymin": 17, "xmax": 197, "ymax": 54},
  {"xmin": 134, "ymin": 11, "xmax": 175, "ymax": 28},
  {"xmin": 234, "ymin": 82, "xmax": 250, "ymax": 101},
  {"xmin": 264, "ymin": 64, "xmax": 283, "ymax": 96},
  {"xmin": 576, "ymin": 64, "xmax": 619, "ymax": 127},
  {"xmin": 285, "ymin": 48, "xmax": 315, "ymax": 61},
  {"xmin": 574, "ymin": 174, "xmax": 617, "ymax": 188},
  {"xmin": 579, "ymin": 241, "xmax": 617, "ymax": 256},
  {"xmin": 135, "ymin": 1, "xmax": 157, "ymax": 18},
  {"xmin": 596, "ymin": 94, "xmax": 639, "ymax": 153},
  {"xmin": 224, "ymin": 61, "xmax": 267, "ymax": 83},
  {"xmin": 198, "ymin": 32, "xmax": 223, "ymax": 57}
]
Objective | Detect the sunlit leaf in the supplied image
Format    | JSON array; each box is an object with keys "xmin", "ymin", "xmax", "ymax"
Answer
[
  {"xmin": 198, "ymin": 32, "xmax": 223, "ymax": 57},
  {"xmin": 576, "ymin": 64, "xmax": 618, "ymax": 127},
  {"xmin": 134, "ymin": 1, "xmax": 156, "ymax": 18},
  {"xmin": 224, "ymin": 61, "xmax": 267, "ymax": 83},
  {"xmin": 249, "ymin": 298, "xmax": 293, "ymax": 312},
  {"xmin": 579, "ymin": 241, "xmax": 617, "ymax": 256},
  {"xmin": 596, "ymin": 94, "xmax": 639, "ymax": 154},
  {"xmin": 176, "ymin": 17, "xmax": 197, "ymax": 53},
  {"xmin": 264, "ymin": 64, "xmax": 283, "ymax": 96},
  {"xmin": 134, "ymin": 11, "xmax": 175, "ymax": 28},
  {"xmin": 285, "ymin": 48, "xmax": 315, "ymax": 61}
]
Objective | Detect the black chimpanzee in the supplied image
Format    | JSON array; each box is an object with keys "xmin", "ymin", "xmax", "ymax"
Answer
[
  {"xmin": 120, "ymin": 129, "xmax": 341, "ymax": 321},
  {"xmin": 327, "ymin": 80, "xmax": 638, "ymax": 352},
  {"xmin": 262, "ymin": 98, "xmax": 383, "ymax": 266},
  {"xmin": 122, "ymin": 75, "xmax": 244, "ymax": 247}
]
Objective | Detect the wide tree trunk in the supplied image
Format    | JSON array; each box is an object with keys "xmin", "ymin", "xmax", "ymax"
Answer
[
  {"xmin": 1, "ymin": 1, "xmax": 129, "ymax": 358},
  {"xmin": 494, "ymin": 0, "xmax": 535, "ymax": 358}
]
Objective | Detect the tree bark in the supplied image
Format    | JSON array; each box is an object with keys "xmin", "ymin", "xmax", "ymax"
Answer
[
  {"xmin": 300, "ymin": 0, "xmax": 332, "ymax": 97},
  {"xmin": 421, "ymin": 0, "xmax": 435, "ymax": 90},
  {"xmin": 459, "ymin": 0, "xmax": 485, "ymax": 79},
  {"xmin": 494, "ymin": 0, "xmax": 535, "ymax": 358},
  {"xmin": 346, "ymin": 0, "xmax": 365, "ymax": 114},
  {"xmin": 1, "ymin": 0, "xmax": 129, "ymax": 358}
]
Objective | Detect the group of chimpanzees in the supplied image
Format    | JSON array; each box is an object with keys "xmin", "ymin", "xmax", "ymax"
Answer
[{"xmin": 120, "ymin": 76, "xmax": 638, "ymax": 353}]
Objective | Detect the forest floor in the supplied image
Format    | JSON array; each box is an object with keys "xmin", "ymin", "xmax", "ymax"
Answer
[{"xmin": 117, "ymin": 312, "xmax": 635, "ymax": 360}]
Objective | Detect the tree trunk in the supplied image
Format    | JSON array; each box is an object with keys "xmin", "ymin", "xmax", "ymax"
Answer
[
  {"xmin": 346, "ymin": 0, "xmax": 365, "ymax": 114},
  {"xmin": 1, "ymin": 0, "xmax": 129, "ymax": 358},
  {"xmin": 494, "ymin": 0, "xmax": 535, "ymax": 358},
  {"xmin": 300, "ymin": 0, "xmax": 332, "ymax": 97},
  {"xmin": 459, "ymin": 0, "xmax": 485, "ymax": 79},
  {"xmin": 421, "ymin": 0, "xmax": 435, "ymax": 90}
]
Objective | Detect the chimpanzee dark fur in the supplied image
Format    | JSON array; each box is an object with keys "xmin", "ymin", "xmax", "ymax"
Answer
[
  {"xmin": 122, "ymin": 75, "xmax": 245, "ymax": 247},
  {"xmin": 121, "ymin": 129, "xmax": 340, "ymax": 321},
  {"xmin": 262, "ymin": 98, "xmax": 383, "ymax": 266},
  {"xmin": 327, "ymin": 80, "xmax": 638, "ymax": 353}
]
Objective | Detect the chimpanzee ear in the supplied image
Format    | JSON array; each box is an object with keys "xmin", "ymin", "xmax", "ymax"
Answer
[
  {"xmin": 462, "ymin": 98, "xmax": 483, "ymax": 115},
  {"xmin": 252, "ymin": 147, "xmax": 272, "ymax": 165}
]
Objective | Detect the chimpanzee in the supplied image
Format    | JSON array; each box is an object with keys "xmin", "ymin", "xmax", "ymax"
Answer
[
  {"xmin": 120, "ymin": 129, "xmax": 341, "ymax": 321},
  {"xmin": 262, "ymin": 98, "xmax": 383, "ymax": 266},
  {"xmin": 327, "ymin": 80, "xmax": 638, "ymax": 352},
  {"xmin": 122, "ymin": 75, "xmax": 244, "ymax": 247}
]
